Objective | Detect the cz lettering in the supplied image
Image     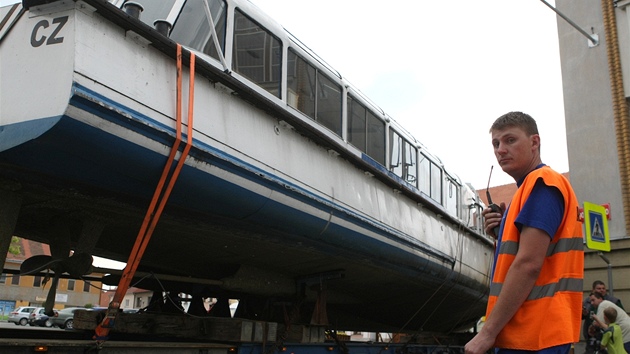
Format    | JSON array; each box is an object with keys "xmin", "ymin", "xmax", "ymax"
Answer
[{"xmin": 31, "ymin": 16, "xmax": 68, "ymax": 47}]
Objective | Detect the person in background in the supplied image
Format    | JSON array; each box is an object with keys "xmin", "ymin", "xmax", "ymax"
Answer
[
  {"xmin": 590, "ymin": 292, "xmax": 630, "ymax": 353},
  {"xmin": 464, "ymin": 111, "xmax": 584, "ymax": 354},
  {"xmin": 584, "ymin": 281, "xmax": 625, "ymax": 354},
  {"xmin": 598, "ymin": 307, "xmax": 627, "ymax": 354}
]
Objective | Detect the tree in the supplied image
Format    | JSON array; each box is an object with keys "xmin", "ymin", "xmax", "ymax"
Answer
[{"xmin": 8, "ymin": 236, "xmax": 20, "ymax": 255}]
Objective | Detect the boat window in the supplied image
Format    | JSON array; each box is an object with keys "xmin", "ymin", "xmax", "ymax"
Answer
[
  {"xmin": 347, "ymin": 95, "xmax": 385, "ymax": 165},
  {"xmin": 444, "ymin": 177, "xmax": 458, "ymax": 216},
  {"xmin": 233, "ymin": 9, "xmax": 282, "ymax": 98},
  {"xmin": 418, "ymin": 155, "xmax": 430, "ymax": 195},
  {"xmin": 170, "ymin": 0, "xmax": 227, "ymax": 61},
  {"xmin": 287, "ymin": 49, "xmax": 342, "ymax": 136},
  {"xmin": 405, "ymin": 142, "xmax": 417, "ymax": 185},
  {"xmin": 430, "ymin": 162, "xmax": 442, "ymax": 203},
  {"xmin": 348, "ymin": 96, "xmax": 367, "ymax": 150},
  {"xmin": 389, "ymin": 130, "xmax": 417, "ymax": 186}
]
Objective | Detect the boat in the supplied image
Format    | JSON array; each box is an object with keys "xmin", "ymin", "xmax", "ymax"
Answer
[{"xmin": 0, "ymin": 0, "xmax": 493, "ymax": 334}]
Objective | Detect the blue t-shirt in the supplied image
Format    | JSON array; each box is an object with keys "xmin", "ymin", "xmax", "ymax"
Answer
[{"xmin": 514, "ymin": 178, "xmax": 565, "ymax": 238}]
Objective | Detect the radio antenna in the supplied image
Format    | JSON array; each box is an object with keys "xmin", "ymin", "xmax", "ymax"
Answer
[{"xmin": 486, "ymin": 166, "xmax": 494, "ymax": 205}]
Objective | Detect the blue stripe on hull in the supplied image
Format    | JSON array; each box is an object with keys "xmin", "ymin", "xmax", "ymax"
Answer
[{"xmin": 0, "ymin": 83, "xmax": 456, "ymax": 272}]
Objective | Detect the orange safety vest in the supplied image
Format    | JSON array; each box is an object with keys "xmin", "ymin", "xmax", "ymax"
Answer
[{"xmin": 486, "ymin": 166, "xmax": 584, "ymax": 350}]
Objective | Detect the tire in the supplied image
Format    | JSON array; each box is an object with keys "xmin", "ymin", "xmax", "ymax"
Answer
[
  {"xmin": 45, "ymin": 319, "xmax": 53, "ymax": 327},
  {"xmin": 64, "ymin": 319, "xmax": 73, "ymax": 330},
  {"xmin": 19, "ymin": 318, "xmax": 28, "ymax": 326}
]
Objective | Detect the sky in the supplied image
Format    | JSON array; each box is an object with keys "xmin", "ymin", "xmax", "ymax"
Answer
[{"xmin": 250, "ymin": 0, "xmax": 569, "ymax": 190}]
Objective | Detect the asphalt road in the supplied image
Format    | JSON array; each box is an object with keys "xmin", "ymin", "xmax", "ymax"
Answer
[{"xmin": 0, "ymin": 320, "xmax": 63, "ymax": 330}]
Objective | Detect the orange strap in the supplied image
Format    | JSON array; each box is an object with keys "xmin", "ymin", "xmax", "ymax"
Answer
[{"xmin": 95, "ymin": 44, "xmax": 196, "ymax": 341}]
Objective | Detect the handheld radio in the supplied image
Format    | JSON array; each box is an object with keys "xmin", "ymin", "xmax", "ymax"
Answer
[{"xmin": 486, "ymin": 166, "xmax": 502, "ymax": 236}]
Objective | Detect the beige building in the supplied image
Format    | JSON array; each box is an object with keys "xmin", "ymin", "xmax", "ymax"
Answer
[
  {"xmin": 551, "ymin": 0, "xmax": 630, "ymax": 306},
  {"xmin": 0, "ymin": 239, "xmax": 101, "ymax": 317}
]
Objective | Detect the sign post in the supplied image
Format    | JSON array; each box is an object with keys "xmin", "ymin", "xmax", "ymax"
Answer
[
  {"xmin": 583, "ymin": 201, "xmax": 614, "ymax": 296},
  {"xmin": 583, "ymin": 201, "xmax": 610, "ymax": 252}
]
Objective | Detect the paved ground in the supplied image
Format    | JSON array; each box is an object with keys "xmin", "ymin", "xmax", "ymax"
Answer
[{"xmin": 574, "ymin": 341, "xmax": 586, "ymax": 354}]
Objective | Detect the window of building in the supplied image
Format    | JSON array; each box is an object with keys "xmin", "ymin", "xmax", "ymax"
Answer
[
  {"xmin": 83, "ymin": 281, "xmax": 91, "ymax": 292},
  {"xmin": 287, "ymin": 49, "xmax": 342, "ymax": 136},
  {"xmin": 347, "ymin": 95, "xmax": 385, "ymax": 164},
  {"xmin": 0, "ymin": 273, "xmax": 5, "ymax": 284},
  {"xmin": 11, "ymin": 274, "xmax": 20, "ymax": 285},
  {"xmin": 170, "ymin": 0, "xmax": 227, "ymax": 61},
  {"xmin": 233, "ymin": 9, "xmax": 281, "ymax": 97},
  {"xmin": 68, "ymin": 279, "xmax": 75, "ymax": 291},
  {"xmin": 33, "ymin": 276, "xmax": 42, "ymax": 287}
]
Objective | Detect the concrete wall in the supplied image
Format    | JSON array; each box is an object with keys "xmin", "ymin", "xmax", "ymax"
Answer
[
  {"xmin": 584, "ymin": 238, "xmax": 630, "ymax": 308},
  {"xmin": 555, "ymin": 0, "xmax": 630, "ymax": 305}
]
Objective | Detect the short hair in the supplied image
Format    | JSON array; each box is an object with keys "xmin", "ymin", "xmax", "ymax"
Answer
[
  {"xmin": 604, "ymin": 307, "xmax": 618, "ymax": 323},
  {"xmin": 593, "ymin": 280, "xmax": 606, "ymax": 289},
  {"xmin": 490, "ymin": 111, "xmax": 539, "ymax": 136}
]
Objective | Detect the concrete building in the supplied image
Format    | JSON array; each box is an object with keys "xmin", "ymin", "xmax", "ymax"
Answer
[
  {"xmin": 99, "ymin": 287, "xmax": 153, "ymax": 310},
  {"xmin": 551, "ymin": 0, "xmax": 630, "ymax": 307},
  {"xmin": 0, "ymin": 239, "xmax": 101, "ymax": 317}
]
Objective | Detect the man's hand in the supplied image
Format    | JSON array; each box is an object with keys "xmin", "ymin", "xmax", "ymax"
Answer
[
  {"xmin": 465, "ymin": 330, "xmax": 495, "ymax": 354},
  {"xmin": 482, "ymin": 202, "xmax": 506, "ymax": 238}
]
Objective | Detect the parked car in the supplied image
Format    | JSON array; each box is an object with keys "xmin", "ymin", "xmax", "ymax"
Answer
[
  {"xmin": 50, "ymin": 307, "xmax": 107, "ymax": 330},
  {"xmin": 28, "ymin": 307, "xmax": 59, "ymax": 327},
  {"xmin": 8, "ymin": 306, "xmax": 36, "ymax": 326},
  {"xmin": 50, "ymin": 307, "xmax": 84, "ymax": 330}
]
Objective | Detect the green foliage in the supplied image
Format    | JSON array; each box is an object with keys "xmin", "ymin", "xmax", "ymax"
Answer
[
  {"xmin": 84, "ymin": 303, "xmax": 93, "ymax": 308},
  {"xmin": 8, "ymin": 236, "xmax": 20, "ymax": 255}
]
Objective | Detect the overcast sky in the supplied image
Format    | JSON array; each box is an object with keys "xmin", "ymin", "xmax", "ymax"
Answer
[{"xmin": 251, "ymin": 0, "xmax": 568, "ymax": 190}]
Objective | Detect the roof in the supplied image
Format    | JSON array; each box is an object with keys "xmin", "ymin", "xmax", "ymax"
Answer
[{"xmin": 478, "ymin": 171, "xmax": 570, "ymax": 206}]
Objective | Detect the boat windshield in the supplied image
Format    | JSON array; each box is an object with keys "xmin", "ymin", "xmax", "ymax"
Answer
[
  {"xmin": 130, "ymin": 0, "xmax": 227, "ymax": 62},
  {"xmin": 170, "ymin": 0, "xmax": 226, "ymax": 61}
]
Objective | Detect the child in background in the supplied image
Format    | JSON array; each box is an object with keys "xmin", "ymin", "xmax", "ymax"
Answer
[{"xmin": 599, "ymin": 307, "xmax": 628, "ymax": 354}]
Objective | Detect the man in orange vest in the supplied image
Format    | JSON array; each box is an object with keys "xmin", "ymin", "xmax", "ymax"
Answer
[{"xmin": 465, "ymin": 111, "xmax": 584, "ymax": 354}]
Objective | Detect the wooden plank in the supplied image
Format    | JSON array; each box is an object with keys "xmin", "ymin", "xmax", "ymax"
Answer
[
  {"xmin": 277, "ymin": 324, "xmax": 326, "ymax": 343},
  {"xmin": 74, "ymin": 310, "xmax": 276, "ymax": 343}
]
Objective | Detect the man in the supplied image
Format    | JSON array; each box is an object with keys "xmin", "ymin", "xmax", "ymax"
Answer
[
  {"xmin": 589, "ymin": 292, "xmax": 630, "ymax": 353},
  {"xmin": 465, "ymin": 112, "xmax": 584, "ymax": 354},
  {"xmin": 583, "ymin": 281, "xmax": 625, "ymax": 353}
]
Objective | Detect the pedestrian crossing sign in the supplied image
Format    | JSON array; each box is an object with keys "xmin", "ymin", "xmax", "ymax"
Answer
[{"xmin": 584, "ymin": 201, "xmax": 610, "ymax": 252}]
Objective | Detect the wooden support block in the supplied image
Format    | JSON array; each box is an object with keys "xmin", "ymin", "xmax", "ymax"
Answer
[
  {"xmin": 74, "ymin": 310, "xmax": 276, "ymax": 343},
  {"xmin": 277, "ymin": 324, "xmax": 327, "ymax": 343}
]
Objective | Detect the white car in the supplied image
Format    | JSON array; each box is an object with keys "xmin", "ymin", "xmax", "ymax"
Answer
[{"xmin": 8, "ymin": 306, "xmax": 36, "ymax": 326}]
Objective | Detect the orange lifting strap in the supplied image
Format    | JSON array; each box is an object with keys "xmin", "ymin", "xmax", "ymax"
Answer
[{"xmin": 94, "ymin": 44, "xmax": 196, "ymax": 342}]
